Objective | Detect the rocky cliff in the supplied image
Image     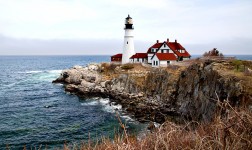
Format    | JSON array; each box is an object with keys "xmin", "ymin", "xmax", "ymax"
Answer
[{"xmin": 53, "ymin": 59, "xmax": 252, "ymax": 123}]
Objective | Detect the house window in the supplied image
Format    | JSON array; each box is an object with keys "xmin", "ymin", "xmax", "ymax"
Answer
[
  {"xmin": 137, "ymin": 58, "xmax": 139, "ymax": 62},
  {"xmin": 161, "ymin": 50, "xmax": 164, "ymax": 53},
  {"xmin": 156, "ymin": 61, "xmax": 158, "ymax": 66},
  {"xmin": 164, "ymin": 44, "xmax": 166, "ymax": 47},
  {"xmin": 127, "ymin": 41, "xmax": 128, "ymax": 44},
  {"xmin": 153, "ymin": 61, "xmax": 155, "ymax": 65},
  {"xmin": 152, "ymin": 49, "xmax": 155, "ymax": 52},
  {"xmin": 142, "ymin": 58, "xmax": 144, "ymax": 62},
  {"xmin": 167, "ymin": 61, "xmax": 170, "ymax": 64}
]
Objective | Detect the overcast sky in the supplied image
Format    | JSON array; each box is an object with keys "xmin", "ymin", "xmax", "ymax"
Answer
[{"xmin": 0, "ymin": 0, "xmax": 252, "ymax": 55}]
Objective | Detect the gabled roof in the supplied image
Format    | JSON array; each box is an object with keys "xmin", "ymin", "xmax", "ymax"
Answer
[
  {"xmin": 130, "ymin": 53, "xmax": 148, "ymax": 59},
  {"xmin": 147, "ymin": 40, "xmax": 191, "ymax": 57},
  {"xmin": 167, "ymin": 42, "xmax": 185, "ymax": 50},
  {"xmin": 173, "ymin": 50, "xmax": 191, "ymax": 57},
  {"xmin": 147, "ymin": 43, "xmax": 163, "ymax": 53},
  {"xmin": 155, "ymin": 53, "xmax": 177, "ymax": 61},
  {"xmin": 111, "ymin": 53, "xmax": 122, "ymax": 58}
]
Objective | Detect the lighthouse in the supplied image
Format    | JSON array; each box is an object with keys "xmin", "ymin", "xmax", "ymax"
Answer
[{"xmin": 122, "ymin": 15, "xmax": 135, "ymax": 64}]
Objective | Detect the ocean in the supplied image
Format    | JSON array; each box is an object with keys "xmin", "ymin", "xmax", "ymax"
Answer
[
  {"xmin": 0, "ymin": 55, "xmax": 251, "ymax": 149},
  {"xmin": 0, "ymin": 56, "xmax": 146, "ymax": 150}
]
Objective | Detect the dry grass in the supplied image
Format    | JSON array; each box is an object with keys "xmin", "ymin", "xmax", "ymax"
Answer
[
  {"xmin": 101, "ymin": 63, "xmax": 150, "ymax": 82},
  {"xmin": 62, "ymin": 100, "xmax": 252, "ymax": 150}
]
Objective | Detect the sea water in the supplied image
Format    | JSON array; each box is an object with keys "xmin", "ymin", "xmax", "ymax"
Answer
[{"xmin": 0, "ymin": 56, "xmax": 146, "ymax": 150}]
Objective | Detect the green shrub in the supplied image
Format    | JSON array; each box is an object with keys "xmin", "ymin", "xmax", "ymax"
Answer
[{"xmin": 231, "ymin": 60, "xmax": 242, "ymax": 71}]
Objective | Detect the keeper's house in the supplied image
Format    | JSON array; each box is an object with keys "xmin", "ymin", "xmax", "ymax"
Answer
[{"xmin": 146, "ymin": 38, "xmax": 191, "ymax": 67}]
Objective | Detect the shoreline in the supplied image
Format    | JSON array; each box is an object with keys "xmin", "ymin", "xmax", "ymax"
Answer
[
  {"xmin": 50, "ymin": 58, "xmax": 252, "ymax": 149},
  {"xmin": 53, "ymin": 59, "xmax": 252, "ymax": 125}
]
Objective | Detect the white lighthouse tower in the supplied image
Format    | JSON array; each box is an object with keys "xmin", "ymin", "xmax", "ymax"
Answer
[{"xmin": 122, "ymin": 15, "xmax": 135, "ymax": 64}]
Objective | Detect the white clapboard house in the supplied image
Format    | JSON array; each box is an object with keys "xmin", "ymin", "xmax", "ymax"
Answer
[{"xmin": 146, "ymin": 39, "xmax": 191, "ymax": 67}]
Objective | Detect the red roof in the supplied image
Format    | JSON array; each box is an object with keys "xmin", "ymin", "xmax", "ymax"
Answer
[
  {"xmin": 130, "ymin": 53, "xmax": 148, "ymax": 59},
  {"xmin": 147, "ymin": 43, "xmax": 163, "ymax": 53},
  {"xmin": 167, "ymin": 42, "xmax": 185, "ymax": 50},
  {"xmin": 173, "ymin": 50, "xmax": 191, "ymax": 57},
  {"xmin": 147, "ymin": 40, "xmax": 191, "ymax": 57},
  {"xmin": 111, "ymin": 53, "xmax": 122, "ymax": 58},
  {"xmin": 155, "ymin": 53, "xmax": 177, "ymax": 61}
]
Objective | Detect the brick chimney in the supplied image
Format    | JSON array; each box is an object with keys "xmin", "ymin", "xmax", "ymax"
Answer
[
  {"xmin": 175, "ymin": 39, "xmax": 177, "ymax": 43},
  {"xmin": 156, "ymin": 40, "xmax": 159, "ymax": 43},
  {"xmin": 167, "ymin": 38, "xmax": 169, "ymax": 43}
]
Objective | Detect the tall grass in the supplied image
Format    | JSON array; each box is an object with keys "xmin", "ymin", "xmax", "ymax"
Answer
[{"xmin": 61, "ymin": 98, "xmax": 252, "ymax": 150}]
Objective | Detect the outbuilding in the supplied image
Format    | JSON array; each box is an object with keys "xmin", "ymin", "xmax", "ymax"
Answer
[
  {"xmin": 111, "ymin": 53, "xmax": 122, "ymax": 62},
  {"xmin": 129, "ymin": 53, "xmax": 148, "ymax": 63}
]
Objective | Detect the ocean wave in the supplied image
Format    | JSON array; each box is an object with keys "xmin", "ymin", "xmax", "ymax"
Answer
[
  {"xmin": 26, "ymin": 70, "xmax": 44, "ymax": 74},
  {"xmin": 101, "ymin": 99, "xmax": 122, "ymax": 114},
  {"xmin": 46, "ymin": 70, "xmax": 62, "ymax": 74},
  {"xmin": 80, "ymin": 98, "xmax": 123, "ymax": 113},
  {"xmin": 32, "ymin": 70, "xmax": 62, "ymax": 82},
  {"xmin": 99, "ymin": 98, "xmax": 110, "ymax": 104},
  {"xmin": 120, "ymin": 115, "xmax": 134, "ymax": 122},
  {"xmin": 80, "ymin": 98, "xmax": 138, "ymax": 124},
  {"xmin": 18, "ymin": 70, "xmax": 62, "ymax": 74},
  {"xmin": 81, "ymin": 101, "xmax": 99, "ymax": 106}
]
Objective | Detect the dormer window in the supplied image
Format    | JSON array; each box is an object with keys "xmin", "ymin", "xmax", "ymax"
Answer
[{"xmin": 152, "ymin": 48, "xmax": 155, "ymax": 52}]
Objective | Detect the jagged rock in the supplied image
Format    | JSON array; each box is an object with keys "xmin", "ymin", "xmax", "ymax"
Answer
[
  {"xmin": 84, "ymin": 75, "xmax": 96, "ymax": 83},
  {"xmin": 53, "ymin": 60, "xmax": 252, "ymax": 124},
  {"xmin": 138, "ymin": 92, "xmax": 144, "ymax": 97},
  {"xmin": 100, "ymin": 81, "xmax": 106, "ymax": 88},
  {"xmin": 73, "ymin": 65, "xmax": 83, "ymax": 69},
  {"xmin": 65, "ymin": 84, "xmax": 78, "ymax": 92},
  {"xmin": 88, "ymin": 64, "xmax": 99, "ymax": 71},
  {"xmin": 80, "ymin": 80, "xmax": 96, "ymax": 89}
]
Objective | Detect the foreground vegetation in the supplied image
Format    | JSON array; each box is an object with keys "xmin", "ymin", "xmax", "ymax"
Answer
[{"xmin": 62, "ymin": 100, "xmax": 252, "ymax": 150}]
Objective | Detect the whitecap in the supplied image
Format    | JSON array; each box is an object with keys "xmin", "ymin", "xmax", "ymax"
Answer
[
  {"xmin": 111, "ymin": 104, "xmax": 122, "ymax": 110},
  {"xmin": 99, "ymin": 98, "xmax": 110, "ymax": 104},
  {"xmin": 120, "ymin": 115, "xmax": 134, "ymax": 122},
  {"xmin": 81, "ymin": 101, "xmax": 99, "ymax": 106},
  {"xmin": 46, "ymin": 70, "xmax": 62, "ymax": 74},
  {"xmin": 29, "ymin": 69, "xmax": 62, "ymax": 82},
  {"xmin": 26, "ymin": 70, "xmax": 44, "ymax": 74},
  {"xmin": 154, "ymin": 122, "xmax": 161, "ymax": 128},
  {"xmin": 102, "ymin": 105, "xmax": 116, "ymax": 113},
  {"xmin": 102, "ymin": 102, "xmax": 122, "ymax": 114}
]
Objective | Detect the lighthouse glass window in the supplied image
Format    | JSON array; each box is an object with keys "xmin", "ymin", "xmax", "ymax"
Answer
[{"xmin": 128, "ymin": 19, "xmax": 133, "ymax": 24}]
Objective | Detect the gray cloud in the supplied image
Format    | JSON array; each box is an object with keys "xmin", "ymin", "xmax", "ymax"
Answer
[
  {"xmin": 0, "ymin": 35, "xmax": 251, "ymax": 55},
  {"xmin": 0, "ymin": 0, "xmax": 252, "ymax": 55}
]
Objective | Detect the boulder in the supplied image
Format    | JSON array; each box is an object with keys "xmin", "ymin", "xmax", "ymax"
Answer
[
  {"xmin": 73, "ymin": 65, "xmax": 83, "ymax": 69},
  {"xmin": 80, "ymin": 80, "xmax": 96, "ymax": 89},
  {"xmin": 65, "ymin": 84, "xmax": 78, "ymax": 92},
  {"xmin": 88, "ymin": 64, "xmax": 99, "ymax": 71},
  {"xmin": 84, "ymin": 75, "xmax": 96, "ymax": 83}
]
